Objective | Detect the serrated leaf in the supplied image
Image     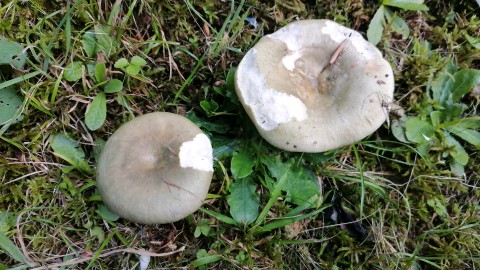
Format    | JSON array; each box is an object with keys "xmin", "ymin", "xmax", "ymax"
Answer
[
  {"xmin": 383, "ymin": 0, "xmax": 429, "ymax": 10},
  {"xmin": 51, "ymin": 134, "xmax": 93, "ymax": 174},
  {"xmin": 104, "ymin": 79, "xmax": 123, "ymax": 93},
  {"xmin": 450, "ymin": 69, "xmax": 480, "ymax": 102},
  {"xmin": 227, "ymin": 177, "xmax": 259, "ymax": 225},
  {"xmin": 81, "ymin": 32, "xmax": 96, "ymax": 57},
  {"xmin": 367, "ymin": 5, "xmax": 386, "ymax": 46},
  {"xmin": 0, "ymin": 85, "xmax": 23, "ymax": 125},
  {"xmin": 445, "ymin": 132, "xmax": 469, "ymax": 165},
  {"xmin": 0, "ymin": 37, "xmax": 26, "ymax": 69},
  {"xmin": 85, "ymin": 92, "xmax": 106, "ymax": 131},
  {"xmin": 130, "ymin": 55, "xmax": 147, "ymax": 67},
  {"xmin": 64, "ymin": 61, "xmax": 84, "ymax": 82},
  {"xmin": 94, "ymin": 62, "xmax": 107, "ymax": 83},
  {"xmin": 445, "ymin": 127, "xmax": 480, "ymax": 147},
  {"xmin": 405, "ymin": 117, "xmax": 435, "ymax": 144},
  {"xmin": 231, "ymin": 149, "xmax": 255, "ymax": 178},
  {"xmin": 126, "ymin": 65, "xmax": 141, "ymax": 76},
  {"xmin": 114, "ymin": 58, "xmax": 129, "ymax": 69}
]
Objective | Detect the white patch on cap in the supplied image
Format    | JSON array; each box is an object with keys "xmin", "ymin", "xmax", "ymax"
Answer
[
  {"xmin": 282, "ymin": 50, "xmax": 302, "ymax": 71},
  {"xmin": 321, "ymin": 20, "xmax": 378, "ymax": 60},
  {"xmin": 238, "ymin": 49, "xmax": 308, "ymax": 131},
  {"xmin": 179, "ymin": 134, "xmax": 213, "ymax": 172}
]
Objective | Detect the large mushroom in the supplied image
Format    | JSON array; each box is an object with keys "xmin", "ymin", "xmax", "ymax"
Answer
[
  {"xmin": 235, "ymin": 19, "xmax": 395, "ymax": 152},
  {"xmin": 96, "ymin": 112, "xmax": 214, "ymax": 224}
]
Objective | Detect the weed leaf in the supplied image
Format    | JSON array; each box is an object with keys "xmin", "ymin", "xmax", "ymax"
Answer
[
  {"xmin": 104, "ymin": 79, "xmax": 123, "ymax": 93},
  {"xmin": 199, "ymin": 208, "xmax": 237, "ymax": 225},
  {"xmin": 96, "ymin": 204, "xmax": 119, "ymax": 221},
  {"xmin": 82, "ymin": 33, "xmax": 97, "ymax": 58},
  {"xmin": 94, "ymin": 26, "xmax": 114, "ymax": 58},
  {"xmin": 405, "ymin": 117, "xmax": 435, "ymax": 144},
  {"xmin": 94, "ymin": 62, "xmax": 107, "ymax": 83},
  {"xmin": 51, "ymin": 134, "xmax": 93, "ymax": 174},
  {"xmin": 384, "ymin": 8, "xmax": 410, "ymax": 39},
  {"xmin": 227, "ymin": 177, "xmax": 259, "ymax": 225},
  {"xmin": 444, "ymin": 132, "xmax": 469, "ymax": 165},
  {"xmin": 0, "ymin": 37, "xmax": 26, "ymax": 69},
  {"xmin": 126, "ymin": 65, "xmax": 141, "ymax": 76},
  {"xmin": 382, "ymin": 0, "xmax": 429, "ymax": 11},
  {"xmin": 0, "ymin": 85, "xmax": 23, "ymax": 125},
  {"xmin": 450, "ymin": 69, "xmax": 480, "ymax": 102},
  {"xmin": 283, "ymin": 166, "xmax": 320, "ymax": 206},
  {"xmin": 131, "ymin": 56, "xmax": 147, "ymax": 67},
  {"xmin": 0, "ymin": 232, "xmax": 31, "ymax": 266},
  {"xmin": 114, "ymin": 58, "xmax": 129, "ymax": 69},
  {"xmin": 64, "ymin": 61, "xmax": 84, "ymax": 82},
  {"xmin": 231, "ymin": 149, "xmax": 255, "ymax": 178},
  {"xmin": 445, "ymin": 126, "xmax": 480, "ymax": 146},
  {"xmin": 85, "ymin": 92, "xmax": 106, "ymax": 131},
  {"xmin": 367, "ymin": 5, "xmax": 385, "ymax": 46}
]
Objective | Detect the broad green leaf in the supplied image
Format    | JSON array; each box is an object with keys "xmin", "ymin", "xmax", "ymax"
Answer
[
  {"xmin": 104, "ymin": 79, "xmax": 123, "ymax": 93},
  {"xmin": 130, "ymin": 55, "xmax": 147, "ymax": 67},
  {"xmin": 449, "ymin": 160, "xmax": 465, "ymax": 177},
  {"xmin": 114, "ymin": 58, "xmax": 129, "ymax": 69},
  {"xmin": 231, "ymin": 149, "xmax": 255, "ymax": 178},
  {"xmin": 94, "ymin": 26, "xmax": 114, "ymax": 58},
  {"xmin": 225, "ymin": 67, "xmax": 236, "ymax": 92},
  {"xmin": 200, "ymin": 100, "xmax": 219, "ymax": 117},
  {"xmin": 405, "ymin": 117, "xmax": 435, "ymax": 144},
  {"xmin": 96, "ymin": 204, "xmax": 119, "ymax": 221},
  {"xmin": 257, "ymin": 207, "xmax": 326, "ymax": 233},
  {"xmin": 199, "ymin": 208, "xmax": 237, "ymax": 225},
  {"xmin": 0, "ymin": 85, "xmax": 23, "ymax": 125},
  {"xmin": 94, "ymin": 62, "xmax": 107, "ymax": 83},
  {"xmin": 64, "ymin": 61, "xmax": 84, "ymax": 82},
  {"xmin": 0, "ymin": 231, "xmax": 31, "ymax": 265},
  {"xmin": 440, "ymin": 117, "xmax": 480, "ymax": 130},
  {"xmin": 383, "ymin": 0, "xmax": 429, "ymax": 11},
  {"xmin": 125, "ymin": 65, "xmax": 141, "ymax": 76},
  {"xmin": 227, "ymin": 177, "xmax": 259, "ymax": 225},
  {"xmin": 81, "ymin": 32, "xmax": 96, "ymax": 57},
  {"xmin": 0, "ymin": 37, "xmax": 26, "ymax": 69},
  {"xmin": 445, "ymin": 127, "xmax": 480, "ymax": 147},
  {"xmin": 283, "ymin": 166, "xmax": 320, "ymax": 206},
  {"xmin": 445, "ymin": 132, "xmax": 469, "ymax": 165},
  {"xmin": 384, "ymin": 8, "xmax": 410, "ymax": 39},
  {"xmin": 450, "ymin": 69, "xmax": 480, "ymax": 102},
  {"xmin": 431, "ymin": 63, "xmax": 457, "ymax": 102},
  {"xmin": 85, "ymin": 92, "xmax": 106, "ymax": 131},
  {"xmin": 391, "ymin": 118, "xmax": 409, "ymax": 143},
  {"xmin": 51, "ymin": 134, "xmax": 93, "ymax": 174},
  {"xmin": 0, "ymin": 211, "xmax": 14, "ymax": 232},
  {"xmin": 261, "ymin": 156, "xmax": 319, "ymax": 205},
  {"xmin": 430, "ymin": 111, "xmax": 443, "ymax": 127},
  {"xmin": 190, "ymin": 254, "xmax": 222, "ymax": 267},
  {"xmin": 367, "ymin": 5, "xmax": 386, "ymax": 46}
]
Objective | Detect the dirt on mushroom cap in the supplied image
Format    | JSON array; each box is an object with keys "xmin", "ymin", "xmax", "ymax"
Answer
[
  {"xmin": 96, "ymin": 112, "xmax": 213, "ymax": 224},
  {"xmin": 235, "ymin": 19, "xmax": 395, "ymax": 152}
]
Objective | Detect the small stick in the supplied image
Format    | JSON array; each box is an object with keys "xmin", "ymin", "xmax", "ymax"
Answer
[{"xmin": 329, "ymin": 38, "xmax": 350, "ymax": 65}]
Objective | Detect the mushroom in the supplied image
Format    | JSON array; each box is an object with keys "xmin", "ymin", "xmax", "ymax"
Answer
[
  {"xmin": 235, "ymin": 19, "xmax": 394, "ymax": 152},
  {"xmin": 96, "ymin": 112, "xmax": 214, "ymax": 224}
]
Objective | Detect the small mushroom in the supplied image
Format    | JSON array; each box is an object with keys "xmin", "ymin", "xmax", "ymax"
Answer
[
  {"xmin": 235, "ymin": 19, "xmax": 395, "ymax": 152},
  {"xmin": 96, "ymin": 112, "xmax": 214, "ymax": 224}
]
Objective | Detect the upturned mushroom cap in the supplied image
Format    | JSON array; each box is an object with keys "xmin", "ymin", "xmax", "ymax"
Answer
[
  {"xmin": 96, "ymin": 112, "xmax": 213, "ymax": 224},
  {"xmin": 235, "ymin": 19, "xmax": 394, "ymax": 152}
]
